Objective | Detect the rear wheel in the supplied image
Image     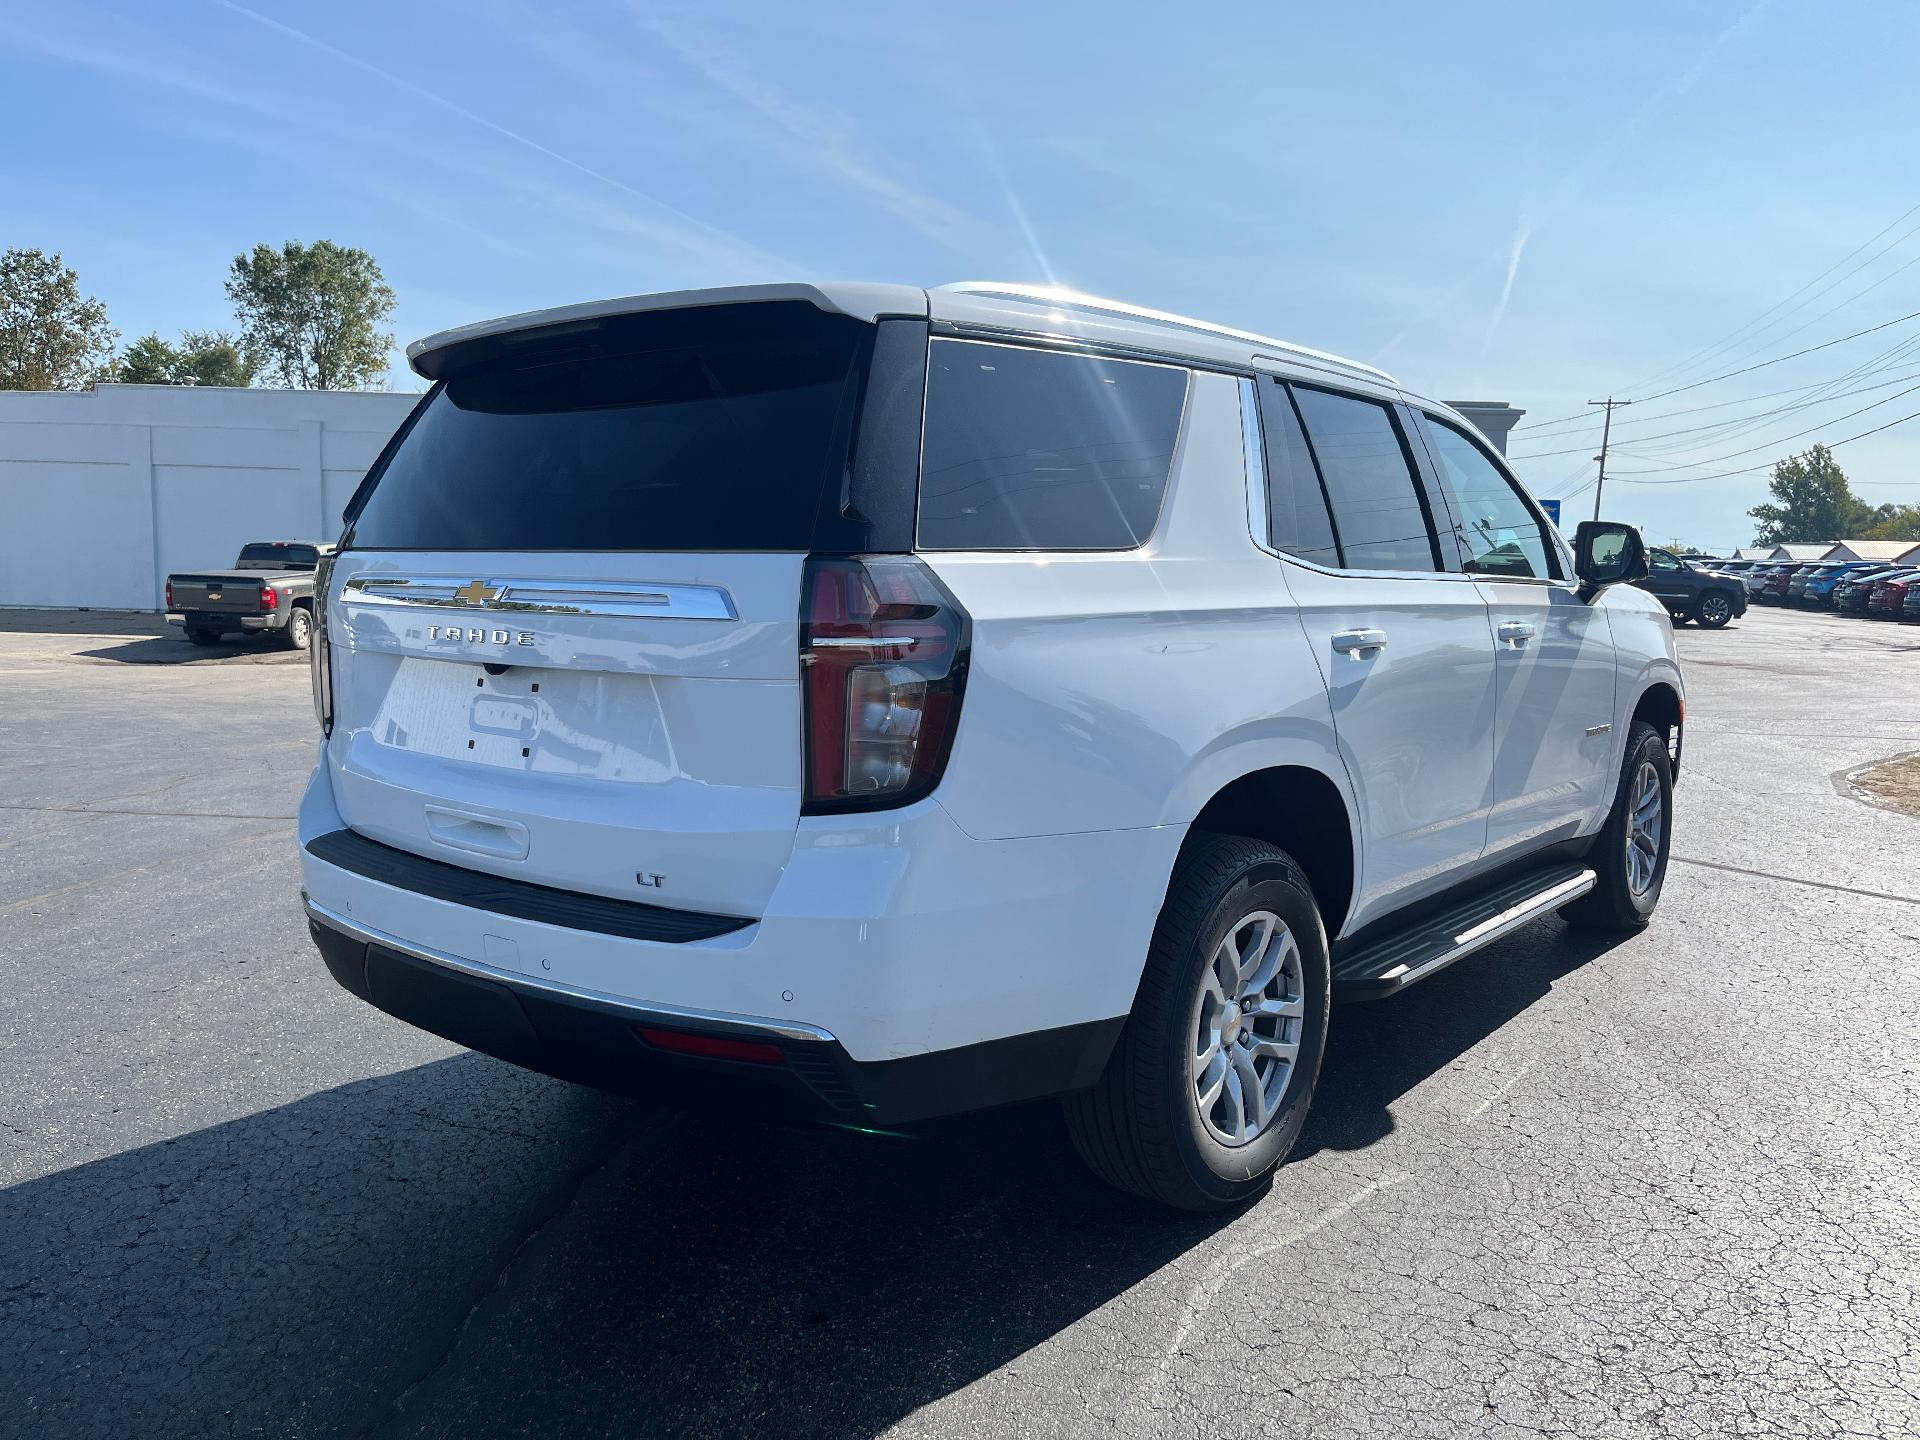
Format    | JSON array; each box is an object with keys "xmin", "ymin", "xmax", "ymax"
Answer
[
  {"xmin": 1561, "ymin": 721, "xmax": 1672, "ymax": 934},
  {"xmin": 285, "ymin": 605, "xmax": 313, "ymax": 650},
  {"xmin": 1064, "ymin": 835, "xmax": 1330, "ymax": 1211},
  {"xmin": 184, "ymin": 626, "xmax": 222, "ymax": 646},
  {"xmin": 1693, "ymin": 591, "xmax": 1734, "ymax": 628}
]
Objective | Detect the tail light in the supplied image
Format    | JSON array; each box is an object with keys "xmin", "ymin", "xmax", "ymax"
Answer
[
  {"xmin": 310, "ymin": 553, "xmax": 335, "ymax": 735},
  {"xmin": 259, "ymin": 584, "xmax": 278, "ymax": 610},
  {"xmin": 800, "ymin": 556, "xmax": 969, "ymax": 813},
  {"xmin": 164, "ymin": 580, "xmax": 173, "ymax": 610}
]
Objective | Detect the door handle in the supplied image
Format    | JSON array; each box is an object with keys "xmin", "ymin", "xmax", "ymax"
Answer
[
  {"xmin": 1496, "ymin": 621, "xmax": 1536, "ymax": 647},
  {"xmin": 1331, "ymin": 628, "xmax": 1388, "ymax": 656}
]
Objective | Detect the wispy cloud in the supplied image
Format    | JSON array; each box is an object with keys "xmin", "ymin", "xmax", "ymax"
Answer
[
  {"xmin": 209, "ymin": 0, "xmax": 787, "ymax": 275},
  {"xmin": 1481, "ymin": 222, "xmax": 1531, "ymax": 355},
  {"xmin": 630, "ymin": 7, "xmax": 980, "ymax": 250}
]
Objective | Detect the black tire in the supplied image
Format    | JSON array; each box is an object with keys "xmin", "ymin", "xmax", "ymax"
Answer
[
  {"xmin": 1692, "ymin": 591, "xmax": 1735, "ymax": 628},
  {"xmin": 285, "ymin": 605, "xmax": 313, "ymax": 651},
  {"xmin": 1064, "ymin": 835, "xmax": 1331, "ymax": 1211},
  {"xmin": 184, "ymin": 626, "xmax": 222, "ymax": 646},
  {"xmin": 1560, "ymin": 721, "xmax": 1673, "ymax": 934}
]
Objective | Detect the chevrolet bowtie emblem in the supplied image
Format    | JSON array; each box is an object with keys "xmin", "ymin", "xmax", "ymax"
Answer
[{"xmin": 452, "ymin": 580, "xmax": 501, "ymax": 606}]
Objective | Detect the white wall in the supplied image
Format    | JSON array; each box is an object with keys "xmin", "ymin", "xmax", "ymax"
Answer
[{"xmin": 0, "ymin": 384, "xmax": 419, "ymax": 610}]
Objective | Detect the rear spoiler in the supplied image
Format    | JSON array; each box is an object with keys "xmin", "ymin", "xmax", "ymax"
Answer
[{"xmin": 407, "ymin": 282, "xmax": 929, "ymax": 380}]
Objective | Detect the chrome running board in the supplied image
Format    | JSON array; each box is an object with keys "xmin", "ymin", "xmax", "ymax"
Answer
[{"xmin": 1331, "ymin": 863, "xmax": 1596, "ymax": 999}]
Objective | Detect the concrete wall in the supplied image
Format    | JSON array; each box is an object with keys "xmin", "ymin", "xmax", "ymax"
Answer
[{"xmin": 0, "ymin": 384, "xmax": 419, "ymax": 610}]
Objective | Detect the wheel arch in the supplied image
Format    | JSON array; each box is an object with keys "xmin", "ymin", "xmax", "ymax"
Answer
[
  {"xmin": 1184, "ymin": 764, "xmax": 1357, "ymax": 940},
  {"xmin": 1630, "ymin": 679, "xmax": 1684, "ymax": 778}
]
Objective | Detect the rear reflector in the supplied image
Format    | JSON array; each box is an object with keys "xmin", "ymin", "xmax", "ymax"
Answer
[{"xmin": 637, "ymin": 1027, "xmax": 785, "ymax": 1065}]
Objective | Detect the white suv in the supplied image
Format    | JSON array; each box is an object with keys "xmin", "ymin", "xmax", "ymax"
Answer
[{"xmin": 300, "ymin": 282, "xmax": 1681, "ymax": 1210}]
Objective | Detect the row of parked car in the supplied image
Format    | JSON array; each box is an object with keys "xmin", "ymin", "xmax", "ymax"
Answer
[{"xmin": 1689, "ymin": 556, "xmax": 1920, "ymax": 618}]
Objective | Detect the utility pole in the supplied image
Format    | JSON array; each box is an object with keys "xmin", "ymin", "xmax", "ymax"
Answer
[{"xmin": 1589, "ymin": 397, "xmax": 1631, "ymax": 520}]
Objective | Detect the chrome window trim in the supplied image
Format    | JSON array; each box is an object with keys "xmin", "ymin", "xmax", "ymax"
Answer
[
  {"xmin": 305, "ymin": 899, "xmax": 836, "ymax": 1044},
  {"xmin": 339, "ymin": 574, "xmax": 738, "ymax": 621}
]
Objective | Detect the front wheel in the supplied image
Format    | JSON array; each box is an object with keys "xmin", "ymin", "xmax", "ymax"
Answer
[
  {"xmin": 1693, "ymin": 591, "xmax": 1734, "ymax": 628},
  {"xmin": 1064, "ymin": 835, "xmax": 1330, "ymax": 1211},
  {"xmin": 1561, "ymin": 721, "xmax": 1673, "ymax": 934}
]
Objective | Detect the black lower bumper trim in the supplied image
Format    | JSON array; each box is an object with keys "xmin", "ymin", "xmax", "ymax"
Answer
[
  {"xmin": 305, "ymin": 828, "xmax": 751, "ymax": 944},
  {"xmin": 307, "ymin": 912, "xmax": 1122, "ymax": 1126}
]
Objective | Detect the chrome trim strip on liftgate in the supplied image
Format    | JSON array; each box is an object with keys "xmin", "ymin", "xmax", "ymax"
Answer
[
  {"xmin": 340, "ymin": 575, "xmax": 738, "ymax": 620},
  {"xmin": 305, "ymin": 898, "xmax": 837, "ymax": 1044}
]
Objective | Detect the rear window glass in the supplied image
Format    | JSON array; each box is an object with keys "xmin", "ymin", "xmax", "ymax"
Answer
[
  {"xmin": 917, "ymin": 340, "xmax": 1188, "ymax": 550},
  {"xmin": 346, "ymin": 303, "xmax": 870, "ymax": 551},
  {"xmin": 235, "ymin": 543, "xmax": 319, "ymax": 569}
]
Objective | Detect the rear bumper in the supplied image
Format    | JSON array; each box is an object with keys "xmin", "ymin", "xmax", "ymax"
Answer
[
  {"xmin": 296, "ymin": 756, "xmax": 1180, "ymax": 1115},
  {"xmin": 306, "ymin": 901, "xmax": 1119, "ymax": 1125},
  {"xmin": 171, "ymin": 610, "xmax": 288, "ymax": 631}
]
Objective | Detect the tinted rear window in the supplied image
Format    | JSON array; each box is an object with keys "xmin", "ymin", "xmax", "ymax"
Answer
[
  {"xmin": 235, "ymin": 543, "xmax": 319, "ymax": 569},
  {"xmin": 917, "ymin": 340, "xmax": 1188, "ymax": 550},
  {"xmin": 346, "ymin": 303, "xmax": 870, "ymax": 551}
]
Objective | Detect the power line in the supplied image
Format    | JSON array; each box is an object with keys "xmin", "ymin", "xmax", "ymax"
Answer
[
  {"xmin": 1612, "ymin": 379, "xmax": 1920, "ymax": 474},
  {"xmin": 1509, "ymin": 364, "xmax": 1920, "ymax": 459},
  {"xmin": 1632, "ymin": 308, "xmax": 1920, "ymax": 404},
  {"xmin": 1511, "ymin": 305, "xmax": 1920, "ymax": 435},
  {"xmin": 1611, "ymin": 403, "xmax": 1920, "ymax": 484},
  {"xmin": 1621, "ymin": 202, "xmax": 1920, "ymax": 393}
]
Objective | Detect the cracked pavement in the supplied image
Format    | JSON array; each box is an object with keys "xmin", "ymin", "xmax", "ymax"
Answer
[{"xmin": 2, "ymin": 606, "xmax": 1916, "ymax": 1438}]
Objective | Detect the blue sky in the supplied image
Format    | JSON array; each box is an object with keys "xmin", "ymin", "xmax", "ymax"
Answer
[{"xmin": 4, "ymin": 0, "xmax": 1918, "ymax": 548}]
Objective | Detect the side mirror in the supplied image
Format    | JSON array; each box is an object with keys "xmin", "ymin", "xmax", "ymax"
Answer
[{"xmin": 1573, "ymin": 520, "xmax": 1648, "ymax": 600}]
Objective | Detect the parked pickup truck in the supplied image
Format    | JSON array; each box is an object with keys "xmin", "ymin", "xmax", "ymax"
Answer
[{"xmin": 166, "ymin": 541, "xmax": 333, "ymax": 648}]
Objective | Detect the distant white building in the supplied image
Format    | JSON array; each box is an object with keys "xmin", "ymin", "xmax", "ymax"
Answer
[
  {"xmin": 1824, "ymin": 539, "xmax": 1920, "ymax": 564},
  {"xmin": 1445, "ymin": 401, "xmax": 1525, "ymax": 456},
  {"xmin": 0, "ymin": 383, "xmax": 419, "ymax": 610}
]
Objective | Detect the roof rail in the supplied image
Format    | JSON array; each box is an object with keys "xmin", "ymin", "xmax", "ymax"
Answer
[{"xmin": 934, "ymin": 282, "xmax": 1395, "ymax": 384}]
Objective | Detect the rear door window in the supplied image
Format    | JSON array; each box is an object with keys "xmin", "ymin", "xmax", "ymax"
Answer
[
  {"xmin": 916, "ymin": 339, "xmax": 1188, "ymax": 550},
  {"xmin": 345, "ymin": 302, "xmax": 871, "ymax": 552},
  {"xmin": 1254, "ymin": 380, "xmax": 1341, "ymax": 566},
  {"xmin": 1288, "ymin": 385, "xmax": 1441, "ymax": 572}
]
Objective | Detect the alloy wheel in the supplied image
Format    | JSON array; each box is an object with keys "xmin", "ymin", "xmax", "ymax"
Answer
[
  {"xmin": 1625, "ymin": 760, "xmax": 1663, "ymax": 896},
  {"xmin": 1190, "ymin": 910, "xmax": 1305, "ymax": 1147}
]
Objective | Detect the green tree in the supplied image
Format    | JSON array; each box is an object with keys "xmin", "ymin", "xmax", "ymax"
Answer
[
  {"xmin": 0, "ymin": 247, "xmax": 117, "ymax": 390},
  {"xmin": 225, "ymin": 240, "xmax": 396, "ymax": 390},
  {"xmin": 1747, "ymin": 445, "xmax": 1872, "ymax": 544},
  {"xmin": 117, "ymin": 330, "xmax": 259, "ymax": 387},
  {"xmin": 1855, "ymin": 503, "xmax": 1920, "ymax": 543}
]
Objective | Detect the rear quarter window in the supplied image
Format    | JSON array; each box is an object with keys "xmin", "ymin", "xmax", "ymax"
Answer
[{"xmin": 916, "ymin": 340, "xmax": 1189, "ymax": 551}]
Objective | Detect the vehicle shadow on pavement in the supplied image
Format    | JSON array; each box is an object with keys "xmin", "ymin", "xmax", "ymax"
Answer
[
  {"xmin": 1297, "ymin": 919, "xmax": 1626, "ymax": 1158},
  {"xmin": 71, "ymin": 634, "xmax": 298, "ymax": 665},
  {"xmin": 1, "ymin": 1055, "xmax": 1228, "ymax": 1440}
]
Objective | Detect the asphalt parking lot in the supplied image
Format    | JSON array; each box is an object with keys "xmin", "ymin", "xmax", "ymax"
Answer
[{"xmin": 2, "ymin": 605, "xmax": 1917, "ymax": 1439}]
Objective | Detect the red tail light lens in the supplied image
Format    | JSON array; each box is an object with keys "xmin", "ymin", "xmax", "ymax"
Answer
[
  {"xmin": 164, "ymin": 580, "xmax": 173, "ymax": 610},
  {"xmin": 801, "ymin": 556, "xmax": 970, "ymax": 813},
  {"xmin": 259, "ymin": 585, "xmax": 278, "ymax": 610}
]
